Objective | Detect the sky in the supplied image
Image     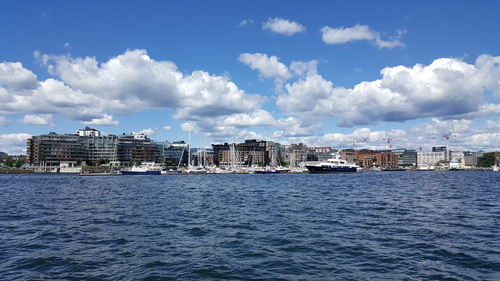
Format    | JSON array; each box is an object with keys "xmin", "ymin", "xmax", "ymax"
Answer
[{"xmin": 1, "ymin": 0, "xmax": 500, "ymax": 154}]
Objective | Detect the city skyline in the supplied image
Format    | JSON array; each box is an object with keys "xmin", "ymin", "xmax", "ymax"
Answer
[{"xmin": 1, "ymin": 0, "xmax": 500, "ymax": 154}]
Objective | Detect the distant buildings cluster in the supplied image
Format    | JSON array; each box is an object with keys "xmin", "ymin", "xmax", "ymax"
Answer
[{"xmin": 23, "ymin": 127, "xmax": 500, "ymax": 170}]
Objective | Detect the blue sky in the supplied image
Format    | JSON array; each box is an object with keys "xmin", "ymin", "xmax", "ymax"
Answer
[{"xmin": 1, "ymin": 0, "xmax": 499, "ymax": 153}]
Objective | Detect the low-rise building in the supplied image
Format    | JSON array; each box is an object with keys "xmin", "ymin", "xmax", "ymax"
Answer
[{"xmin": 355, "ymin": 150, "xmax": 398, "ymax": 167}]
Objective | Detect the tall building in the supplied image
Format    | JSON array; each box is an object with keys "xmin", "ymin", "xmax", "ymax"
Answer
[
  {"xmin": 116, "ymin": 134, "xmax": 160, "ymax": 164},
  {"xmin": 27, "ymin": 128, "xmax": 160, "ymax": 166},
  {"xmin": 27, "ymin": 133, "xmax": 85, "ymax": 167},
  {"xmin": 81, "ymin": 135, "xmax": 118, "ymax": 164}
]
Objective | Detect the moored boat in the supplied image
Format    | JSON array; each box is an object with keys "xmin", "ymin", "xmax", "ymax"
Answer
[
  {"xmin": 306, "ymin": 153, "xmax": 362, "ymax": 173},
  {"xmin": 121, "ymin": 162, "xmax": 162, "ymax": 175}
]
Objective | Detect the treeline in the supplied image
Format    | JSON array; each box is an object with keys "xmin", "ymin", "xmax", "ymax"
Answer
[
  {"xmin": 477, "ymin": 152, "xmax": 496, "ymax": 167},
  {"xmin": 0, "ymin": 152, "xmax": 26, "ymax": 168}
]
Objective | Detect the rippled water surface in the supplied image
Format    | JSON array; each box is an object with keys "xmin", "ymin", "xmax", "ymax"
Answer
[{"xmin": 1, "ymin": 172, "xmax": 499, "ymax": 280}]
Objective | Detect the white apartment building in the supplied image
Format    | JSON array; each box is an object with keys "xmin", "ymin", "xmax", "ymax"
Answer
[{"xmin": 417, "ymin": 151, "xmax": 446, "ymax": 168}]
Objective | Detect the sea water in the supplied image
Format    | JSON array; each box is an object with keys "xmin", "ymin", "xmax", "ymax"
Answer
[{"xmin": 0, "ymin": 172, "xmax": 499, "ymax": 280}]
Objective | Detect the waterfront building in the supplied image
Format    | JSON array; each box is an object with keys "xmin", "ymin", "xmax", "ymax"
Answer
[
  {"xmin": 116, "ymin": 134, "xmax": 160, "ymax": 165},
  {"xmin": 191, "ymin": 147, "xmax": 214, "ymax": 167},
  {"xmin": 282, "ymin": 143, "xmax": 308, "ymax": 167},
  {"xmin": 354, "ymin": 150, "xmax": 398, "ymax": 168},
  {"xmin": 212, "ymin": 139, "xmax": 268, "ymax": 167},
  {"xmin": 392, "ymin": 149, "xmax": 417, "ymax": 167},
  {"xmin": 494, "ymin": 151, "xmax": 500, "ymax": 165},
  {"xmin": 432, "ymin": 146, "xmax": 447, "ymax": 153},
  {"xmin": 27, "ymin": 128, "xmax": 160, "ymax": 167},
  {"xmin": 448, "ymin": 150, "xmax": 465, "ymax": 169},
  {"xmin": 77, "ymin": 127, "xmax": 101, "ymax": 137},
  {"xmin": 164, "ymin": 141, "xmax": 189, "ymax": 166},
  {"xmin": 305, "ymin": 147, "xmax": 333, "ymax": 161},
  {"xmin": 81, "ymin": 135, "xmax": 118, "ymax": 165},
  {"xmin": 464, "ymin": 151, "xmax": 479, "ymax": 167},
  {"xmin": 417, "ymin": 151, "xmax": 446, "ymax": 168},
  {"xmin": 340, "ymin": 149, "xmax": 357, "ymax": 163},
  {"xmin": 27, "ymin": 133, "xmax": 85, "ymax": 167}
]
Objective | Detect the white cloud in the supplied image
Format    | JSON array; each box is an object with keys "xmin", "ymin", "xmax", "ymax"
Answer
[
  {"xmin": 0, "ymin": 62, "xmax": 38, "ymax": 91},
  {"xmin": 262, "ymin": 17, "xmax": 305, "ymax": 36},
  {"xmin": 321, "ymin": 24, "xmax": 404, "ymax": 48},
  {"xmin": 0, "ymin": 133, "xmax": 31, "ymax": 155},
  {"xmin": 181, "ymin": 122, "xmax": 195, "ymax": 132},
  {"xmin": 63, "ymin": 42, "xmax": 70, "ymax": 49},
  {"xmin": 0, "ymin": 50, "xmax": 261, "ymax": 124},
  {"xmin": 239, "ymin": 53, "xmax": 292, "ymax": 82},
  {"xmin": 22, "ymin": 114, "xmax": 53, "ymax": 126},
  {"xmin": 284, "ymin": 119, "xmax": 500, "ymax": 152},
  {"xmin": 289, "ymin": 60, "xmax": 318, "ymax": 76},
  {"xmin": 82, "ymin": 114, "xmax": 119, "ymax": 126},
  {"xmin": 238, "ymin": 19, "xmax": 254, "ymax": 27},
  {"xmin": 278, "ymin": 55, "xmax": 500, "ymax": 126},
  {"xmin": 136, "ymin": 128, "xmax": 155, "ymax": 136},
  {"xmin": 163, "ymin": 125, "xmax": 172, "ymax": 131}
]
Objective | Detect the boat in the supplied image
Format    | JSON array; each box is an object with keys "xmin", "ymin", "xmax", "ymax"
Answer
[
  {"xmin": 381, "ymin": 166, "xmax": 406, "ymax": 171},
  {"xmin": 121, "ymin": 162, "xmax": 162, "ymax": 175},
  {"xmin": 305, "ymin": 153, "xmax": 362, "ymax": 173},
  {"xmin": 80, "ymin": 170, "xmax": 122, "ymax": 176},
  {"xmin": 254, "ymin": 168, "xmax": 280, "ymax": 174}
]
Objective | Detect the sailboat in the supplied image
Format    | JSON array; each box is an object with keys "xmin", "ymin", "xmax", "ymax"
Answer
[{"xmin": 182, "ymin": 129, "xmax": 207, "ymax": 174}]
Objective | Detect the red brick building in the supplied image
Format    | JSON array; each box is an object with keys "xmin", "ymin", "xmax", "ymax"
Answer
[{"xmin": 354, "ymin": 150, "xmax": 398, "ymax": 167}]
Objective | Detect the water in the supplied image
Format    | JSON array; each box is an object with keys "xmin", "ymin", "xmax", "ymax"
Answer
[{"xmin": 0, "ymin": 172, "xmax": 499, "ymax": 280}]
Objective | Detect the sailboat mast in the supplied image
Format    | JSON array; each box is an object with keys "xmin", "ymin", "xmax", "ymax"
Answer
[{"xmin": 188, "ymin": 129, "xmax": 191, "ymax": 169}]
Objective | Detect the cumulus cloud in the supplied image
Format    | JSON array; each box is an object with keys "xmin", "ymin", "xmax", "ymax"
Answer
[
  {"xmin": 285, "ymin": 119, "xmax": 500, "ymax": 152},
  {"xmin": 22, "ymin": 114, "xmax": 53, "ymax": 126},
  {"xmin": 221, "ymin": 109, "xmax": 275, "ymax": 127},
  {"xmin": 181, "ymin": 122, "xmax": 195, "ymax": 132},
  {"xmin": 0, "ymin": 133, "xmax": 31, "ymax": 154},
  {"xmin": 0, "ymin": 49, "xmax": 261, "ymax": 124},
  {"xmin": 289, "ymin": 60, "xmax": 318, "ymax": 76},
  {"xmin": 82, "ymin": 114, "xmax": 119, "ymax": 126},
  {"xmin": 163, "ymin": 125, "xmax": 172, "ymax": 132},
  {"xmin": 321, "ymin": 24, "xmax": 404, "ymax": 48},
  {"xmin": 262, "ymin": 17, "xmax": 305, "ymax": 36},
  {"xmin": 239, "ymin": 53, "xmax": 292, "ymax": 82},
  {"xmin": 278, "ymin": 55, "xmax": 500, "ymax": 126},
  {"xmin": 135, "ymin": 128, "xmax": 155, "ymax": 136},
  {"xmin": 0, "ymin": 62, "xmax": 38, "ymax": 91}
]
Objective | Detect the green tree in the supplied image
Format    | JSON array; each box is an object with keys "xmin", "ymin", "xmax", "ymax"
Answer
[
  {"xmin": 14, "ymin": 157, "xmax": 26, "ymax": 168},
  {"xmin": 3, "ymin": 157, "xmax": 15, "ymax": 167},
  {"xmin": 132, "ymin": 159, "xmax": 142, "ymax": 166},
  {"xmin": 478, "ymin": 153, "xmax": 495, "ymax": 167},
  {"xmin": 97, "ymin": 158, "xmax": 110, "ymax": 166},
  {"xmin": 165, "ymin": 160, "xmax": 174, "ymax": 166}
]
